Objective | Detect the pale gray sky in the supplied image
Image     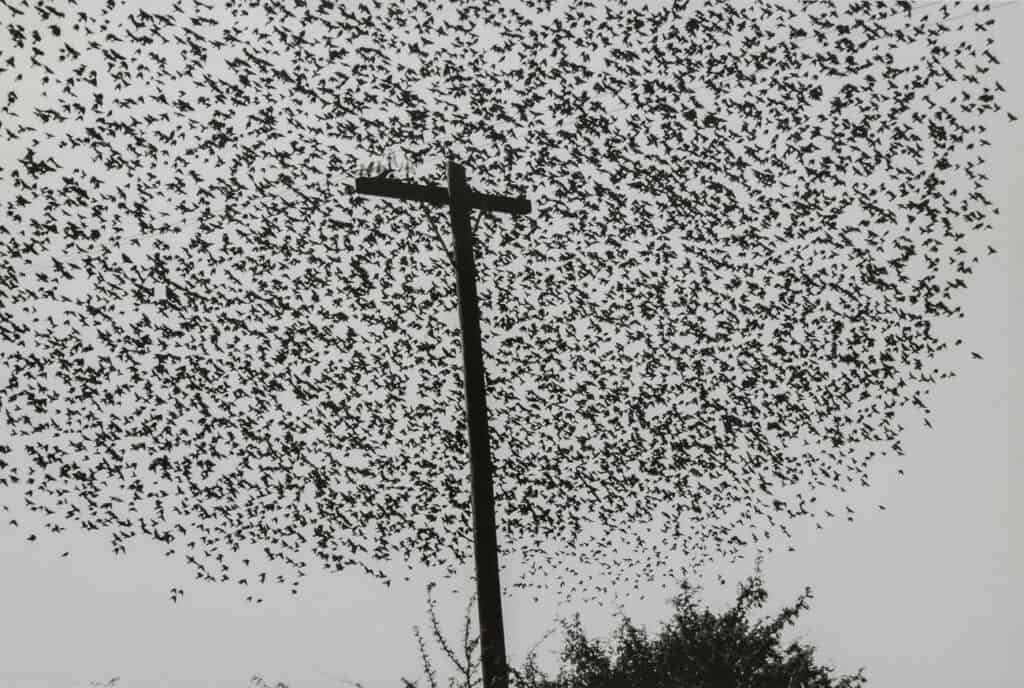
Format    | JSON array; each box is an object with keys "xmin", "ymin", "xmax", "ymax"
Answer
[{"xmin": 1, "ymin": 2, "xmax": 1021, "ymax": 687}]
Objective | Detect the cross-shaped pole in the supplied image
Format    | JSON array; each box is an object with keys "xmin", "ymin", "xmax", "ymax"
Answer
[{"xmin": 354, "ymin": 159, "xmax": 531, "ymax": 688}]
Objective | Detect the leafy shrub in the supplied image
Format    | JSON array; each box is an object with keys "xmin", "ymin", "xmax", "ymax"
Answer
[{"xmin": 401, "ymin": 564, "xmax": 866, "ymax": 688}]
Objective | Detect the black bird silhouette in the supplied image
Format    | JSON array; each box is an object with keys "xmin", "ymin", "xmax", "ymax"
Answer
[{"xmin": 0, "ymin": 0, "xmax": 1011, "ymax": 607}]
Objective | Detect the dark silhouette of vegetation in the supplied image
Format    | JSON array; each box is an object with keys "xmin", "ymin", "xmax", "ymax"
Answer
[{"xmin": 350, "ymin": 565, "xmax": 864, "ymax": 688}]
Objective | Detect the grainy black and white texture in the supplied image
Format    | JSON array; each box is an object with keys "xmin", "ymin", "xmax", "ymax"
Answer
[{"xmin": 0, "ymin": 0, "xmax": 1013, "ymax": 605}]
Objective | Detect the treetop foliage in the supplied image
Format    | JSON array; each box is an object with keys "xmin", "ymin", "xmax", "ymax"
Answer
[{"xmin": 396, "ymin": 563, "xmax": 866, "ymax": 688}]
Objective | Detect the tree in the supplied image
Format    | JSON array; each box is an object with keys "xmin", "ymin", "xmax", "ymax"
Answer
[
  {"xmin": 392, "ymin": 565, "xmax": 865, "ymax": 688},
  {"xmin": 0, "ymin": 0, "xmax": 1012, "ymax": 605}
]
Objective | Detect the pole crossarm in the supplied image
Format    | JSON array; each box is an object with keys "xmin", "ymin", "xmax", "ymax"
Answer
[{"xmin": 354, "ymin": 178, "xmax": 532, "ymax": 215}]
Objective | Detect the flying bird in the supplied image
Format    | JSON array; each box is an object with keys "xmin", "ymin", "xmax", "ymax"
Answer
[{"xmin": 0, "ymin": 0, "xmax": 1008, "ymax": 607}]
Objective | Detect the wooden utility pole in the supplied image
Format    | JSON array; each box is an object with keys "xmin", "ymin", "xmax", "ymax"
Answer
[{"xmin": 354, "ymin": 159, "xmax": 531, "ymax": 688}]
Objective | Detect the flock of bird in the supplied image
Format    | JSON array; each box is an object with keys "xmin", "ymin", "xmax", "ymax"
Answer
[{"xmin": 0, "ymin": 0, "xmax": 1011, "ymax": 606}]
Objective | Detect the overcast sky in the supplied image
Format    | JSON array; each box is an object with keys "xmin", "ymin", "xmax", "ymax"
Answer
[{"xmin": 1, "ymin": 1, "xmax": 1021, "ymax": 688}]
